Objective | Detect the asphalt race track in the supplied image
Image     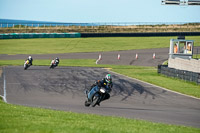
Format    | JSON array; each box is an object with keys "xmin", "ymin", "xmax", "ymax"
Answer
[
  {"xmin": 0, "ymin": 48, "xmax": 170, "ymax": 67},
  {"xmin": 0, "ymin": 66, "xmax": 200, "ymax": 128},
  {"xmin": 1, "ymin": 47, "xmax": 200, "ymax": 67}
]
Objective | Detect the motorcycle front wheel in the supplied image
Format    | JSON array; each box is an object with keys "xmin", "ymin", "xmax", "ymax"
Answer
[
  {"xmin": 84, "ymin": 100, "xmax": 90, "ymax": 107},
  {"xmin": 91, "ymin": 93, "xmax": 100, "ymax": 107}
]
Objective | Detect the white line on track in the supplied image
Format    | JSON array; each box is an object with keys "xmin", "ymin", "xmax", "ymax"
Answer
[
  {"xmin": 106, "ymin": 69, "xmax": 200, "ymax": 100},
  {"xmin": 2, "ymin": 69, "xmax": 7, "ymax": 103}
]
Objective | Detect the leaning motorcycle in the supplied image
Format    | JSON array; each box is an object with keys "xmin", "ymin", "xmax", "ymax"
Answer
[
  {"xmin": 24, "ymin": 60, "xmax": 31, "ymax": 70},
  {"xmin": 50, "ymin": 60, "xmax": 59, "ymax": 69},
  {"xmin": 85, "ymin": 85, "xmax": 108, "ymax": 107}
]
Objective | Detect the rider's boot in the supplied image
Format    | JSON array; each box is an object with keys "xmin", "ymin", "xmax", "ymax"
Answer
[{"xmin": 96, "ymin": 102, "xmax": 100, "ymax": 106}]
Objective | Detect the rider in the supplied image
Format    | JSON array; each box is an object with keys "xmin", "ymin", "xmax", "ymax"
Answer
[
  {"xmin": 87, "ymin": 74, "xmax": 113, "ymax": 105},
  {"xmin": 27, "ymin": 56, "xmax": 33, "ymax": 65},
  {"xmin": 51, "ymin": 57, "xmax": 59, "ymax": 66}
]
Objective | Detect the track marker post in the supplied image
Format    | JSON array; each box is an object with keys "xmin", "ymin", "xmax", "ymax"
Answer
[
  {"xmin": 96, "ymin": 54, "xmax": 102, "ymax": 64},
  {"xmin": 118, "ymin": 54, "xmax": 120, "ymax": 60},
  {"xmin": 99, "ymin": 54, "xmax": 102, "ymax": 60},
  {"xmin": 135, "ymin": 53, "xmax": 138, "ymax": 59},
  {"xmin": 153, "ymin": 53, "xmax": 156, "ymax": 59}
]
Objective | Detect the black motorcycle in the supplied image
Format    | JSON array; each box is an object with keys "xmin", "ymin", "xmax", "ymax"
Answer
[
  {"xmin": 50, "ymin": 59, "xmax": 59, "ymax": 69},
  {"xmin": 85, "ymin": 85, "xmax": 108, "ymax": 107},
  {"xmin": 24, "ymin": 60, "xmax": 31, "ymax": 70}
]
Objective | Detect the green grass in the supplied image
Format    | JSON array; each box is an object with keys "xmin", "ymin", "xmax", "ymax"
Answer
[
  {"xmin": 0, "ymin": 36, "xmax": 200, "ymax": 54},
  {"xmin": 111, "ymin": 66, "xmax": 200, "ymax": 98},
  {"xmin": 0, "ymin": 59, "xmax": 200, "ymax": 98},
  {"xmin": 193, "ymin": 54, "xmax": 200, "ymax": 59},
  {"xmin": 1, "ymin": 37, "xmax": 200, "ymax": 132},
  {"xmin": 0, "ymin": 100, "xmax": 199, "ymax": 133}
]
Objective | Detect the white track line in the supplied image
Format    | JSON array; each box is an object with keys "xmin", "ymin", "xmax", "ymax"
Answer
[
  {"xmin": 106, "ymin": 69, "xmax": 200, "ymax": 100},
  {"xmin": 1, "ymin": 70, "xmax": 7, "ymax": 103}
]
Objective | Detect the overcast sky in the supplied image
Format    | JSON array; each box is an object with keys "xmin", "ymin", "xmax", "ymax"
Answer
[{"xmin": 0, "ymin": 0, "xmax": 200, "ymax": 23}]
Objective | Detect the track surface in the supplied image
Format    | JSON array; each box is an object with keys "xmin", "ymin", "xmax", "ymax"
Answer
[
  {"xmin": 0, "ymin": 48, "xmax": 169, "ymax": 66},
  {"xmin": 1, "ymin": 66, "xmax": 200, "ymax": 128},
  {"xmin": 1, "ymin": 47, "xmax": 200, "ymax": 66}
]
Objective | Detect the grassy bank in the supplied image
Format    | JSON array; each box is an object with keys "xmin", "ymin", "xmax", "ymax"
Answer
[
  {"xmin": 0, "ymin": 36, "xmax": 200, "ymax": 54},
  {"xmin": 0, "ymin": 59, "xmax": 200, "ymax": 98},
  {"xmin": 1, "ymin": 100, "xmax": 200, "ymax": 133}
]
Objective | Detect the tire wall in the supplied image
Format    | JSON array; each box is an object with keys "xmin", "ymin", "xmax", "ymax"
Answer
[{"xmin": 158, "ymin": 65, "xmax": 200, "ymax": 84}]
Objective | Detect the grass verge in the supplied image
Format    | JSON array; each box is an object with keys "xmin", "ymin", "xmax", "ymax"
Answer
[
  {"xmin": 0, "ymin": 59, "xmax": 200, "ymax": 132},
  {"xmin": 0, "ymin": 100, "xmax": 200, "ymax": 133},
  {"xmin": 0, "ymin": 59, "xmax": 200, "ymax": 98},
  {"xmin": 0, "ymin": 36, "xmax": 200, "ymax": 54}
]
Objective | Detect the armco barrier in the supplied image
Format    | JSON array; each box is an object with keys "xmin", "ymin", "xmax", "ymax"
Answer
[
  {"xmin": 0, "ymin": 33, "xmax": 81, "ymax": 39},
  {"xmin": 158, "ymin": 65, "xmax": 200, "ymax": 84}
]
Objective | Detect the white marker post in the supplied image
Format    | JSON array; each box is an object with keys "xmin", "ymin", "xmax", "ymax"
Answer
[
  {"xmin": 135, "ymin": 53, "xmax": 138, "ymax": 59},
  {"xmin": 118, "ymin": 54, "xmax": 120, "ymax": 60},
  {"xmin": 96, "ymin": 54, "xmax": 102, "ymax": 64},
  {"xmin": 153, "ymin": 53, "xmax": 156, "ymax": 59}
]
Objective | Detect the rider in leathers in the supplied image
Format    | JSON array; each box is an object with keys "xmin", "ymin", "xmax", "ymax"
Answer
[
  {"xmin": 87, "ymin": 74, "xmax": 113, "ymax": 105},
  {"xmin": 52, "ymin": 57, "xmax": 59, "ymax": 66},
  {"xmin": 27, "ymin": 56, "xmax": 33, "ymax": 65}
]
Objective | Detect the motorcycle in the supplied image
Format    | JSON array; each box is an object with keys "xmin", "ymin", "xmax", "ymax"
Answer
[
  {"xmin": 24, "ymin": 60, "xmax": 31, "ymax": 70},
  {"xmin": 85, "ymin": 85, "xmax": 108, "ymax": 107},
  {"xmin": 50, "ymin": 59, "xmax": 59, "ymax": 69}
]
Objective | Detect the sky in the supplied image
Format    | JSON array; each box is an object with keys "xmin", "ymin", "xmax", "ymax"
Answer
[{"xmin": 0, "ymin": 0, "xmax": 200, "ymax": 23}]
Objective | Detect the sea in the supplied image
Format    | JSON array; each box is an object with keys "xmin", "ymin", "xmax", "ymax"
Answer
[
  {"xmin": 0, "ymin": 19, "xmax": 193, "ymax": 28},
  {"xmin": 0, "ymin": 19, "xmax": 96, "ymax": 27}
]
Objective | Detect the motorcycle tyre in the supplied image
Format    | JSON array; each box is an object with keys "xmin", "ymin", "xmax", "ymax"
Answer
[
  {"xmin": 24, "ymin": 65, "xmax": 28, "ymax": 70},
  {"xmin": 91, "ymin": 93, "xmax": 100, "ymax": 107},
  {"xmin": 84, "ymin": 100, "xmax": 90, "ymax": 107}
]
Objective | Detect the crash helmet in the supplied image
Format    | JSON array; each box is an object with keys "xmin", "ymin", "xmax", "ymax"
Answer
[
  {"xmin": 105, "ymin": 74, "xmax": 112, "ymax": 83},
  {"xmin": 56, "ymin": 57, "xmax": 59, "ymax": 61},
  {"xmin": 28, "ymin": 56, "xmax": 32, "ymax": 60}
]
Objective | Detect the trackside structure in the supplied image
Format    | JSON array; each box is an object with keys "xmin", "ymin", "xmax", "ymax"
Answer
[{"xmin": 158, "ymin": 36, "xmax": 200, "ymax": 84}]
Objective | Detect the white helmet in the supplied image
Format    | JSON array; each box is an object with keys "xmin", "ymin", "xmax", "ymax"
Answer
[{"xmin": 28, "ymin": 56, "xmax": 32, "ymax": 59}]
